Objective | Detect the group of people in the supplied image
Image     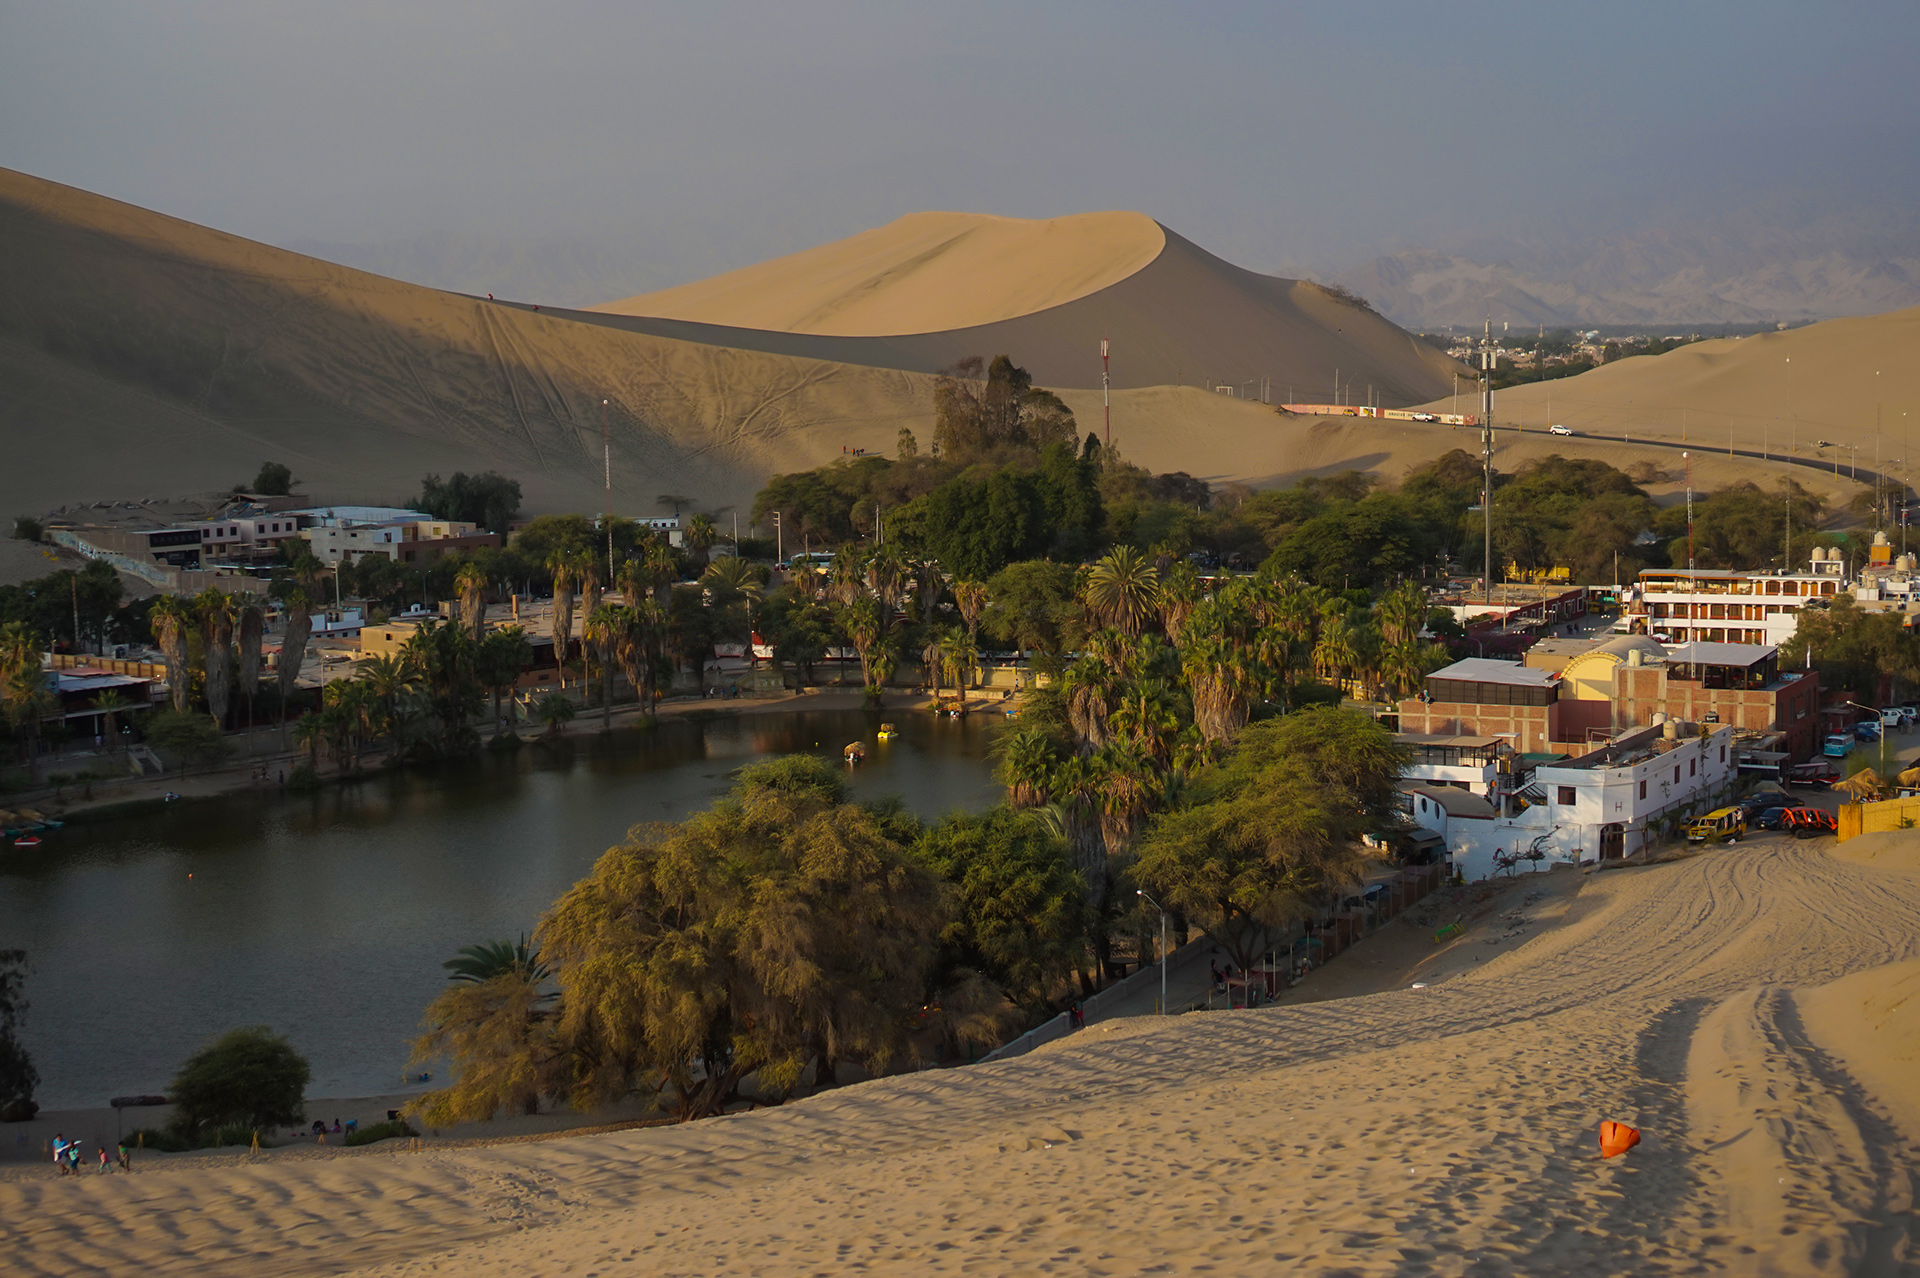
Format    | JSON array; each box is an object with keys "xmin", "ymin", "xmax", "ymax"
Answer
[
  {"xmin": 309, "ymin": 1117, "xmax": 356, "ymax": 1141},
  {"xmin": 50, "ymin": 1134, "xmax": 131, "ymax": 1175}
]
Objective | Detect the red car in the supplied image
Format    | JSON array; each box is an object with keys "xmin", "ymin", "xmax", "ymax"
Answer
[{"xmin": 1781, "ymin": 808, "xmax": 1838, "ymax": 838}]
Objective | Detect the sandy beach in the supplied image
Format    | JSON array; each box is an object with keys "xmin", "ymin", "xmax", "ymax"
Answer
[{"xmin": 4, "ymin": 834, "xmax": 1915, "ymax": 1275}]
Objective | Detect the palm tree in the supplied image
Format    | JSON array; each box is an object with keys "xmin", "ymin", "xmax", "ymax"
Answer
[
  {"xmin": 1059, "ymin": 654, "xmax": 1121, "ymax": 754},
  {"xmin": 1108, "ymin": 678, "xmax": 1183, "ymax": 765},
  {"xmin": 865, "ymin": 545, "xmax": 909, "ymax": 618},
  {"xmin": 920, "ymin": 630, "xmax": 945, "ymax": 703},
  {"xmin": 91, "ymin": 689, "xmax": 131, "ymax": 752},
  {"xmin": 196, "ymin": 587, "xmax": 237, "ymax": 731},
  {"xmin": 535, "ymin": 692, "xmax": 575, "ymax": 736},
  {"xmin": 455, "ymin": 562, "xmax": 489, "ymax": 642},
  {"xmin": 1157, "ymin": 560, "xmax": 1203, "ymax": 645},
  {"xmin": 0, "ymin": 622, "xmax": 52, "ymax": 785},
  {"xmin": 995, "ymin": 726, "xmax": 1057, "ymax": 808},
  {"xmin": 290, "ymin": 711, "xmax": 325, "ymax": 771},
  {"xmin": 479, "ymin": 627, "xmax": 532, "ymax": 733},
  {"xmin": 578, "ymin": 557, "xmax": 604, "ymax": 705},
  {"xmin": 547, "ymin": 550, "xmax": 577, "ymax": 689},
  {"xmin": 354, "ymin": 653, "xmax": 420, "ymax": 749},
  {"xmin": 1313, "ymin": 608, "xmax": 1359, "ymax": 689},
  {"xmin": 639, "ymin": 535, "xmax": 677, "ymax": 607},
  {"xmin": 583, "ymin": 604, "xmax": 620, "ymax": 732},
  {"xmin": 148, "ymin": 596, "xmax": 195, "ymax": 713},
  {"xmin": 1083, "ymin": 547, "xmax": 1160, "ymax": 636},
  {"xmin": 443, "ymin": 935, "xmax": 551, "ymax": 984},
  {"xmin": 953, "ymin": 579, "xmax": 989, "ymax": 645},
  {"xmin": 828, "ymin": 545, "xmax": 868, "ymax": 607},
  {"xmin": 842, "ymin": 594, "xmax": 885, "ymax": 702},
  {"xmin": 236, "ymin": 601, "xmax": 265, "ymax": 751},
  {"xmin": 703, "ymin": 555, "xmax": 763, "ymax": 600},
  {"xmin": 684, "ymin": 513, "xmax": 718, "ymax": 571},
  {"xmin": 1378, "ymin": 581, "xmax": 1429, "ymax": 649},
  {"xmin": 940, "ymin": 626, "xmax": 979, "ymax": 709}
]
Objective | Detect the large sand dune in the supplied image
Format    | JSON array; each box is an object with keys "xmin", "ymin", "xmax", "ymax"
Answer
[
  {"xmin": 568, "ymin": 216, "xmax": 1463, "ymax": 400},
  {"xmin": 6, "ymin": 840, "xmax": 1917, "ymax": 1275},
  {"xmin": 593, "ymin": 210, "xmax": 1168, "ymax": 336}
]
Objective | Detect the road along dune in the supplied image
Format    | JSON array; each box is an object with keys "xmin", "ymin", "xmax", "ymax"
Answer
[{"xmin": 5, "ymin": 839, "xmax": 1917, "ymax": 1277}]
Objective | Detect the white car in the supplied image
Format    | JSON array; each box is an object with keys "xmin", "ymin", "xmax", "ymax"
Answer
[
  {"xmin": 1411, "ymin": 412, "xmax": 1439, "ymax": 422},
  {"xmin": 1549, "ymin": 424, "xmax": 1574, "ymax": 436}
]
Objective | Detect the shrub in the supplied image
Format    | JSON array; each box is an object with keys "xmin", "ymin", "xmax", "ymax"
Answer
[
  {"xmin": 165, "ymin": 1026, "xmax": 310, "ymax": 1143},
  {"xmin": 126, "ymin": 1126, "xmax": 193, "ymax": 1152},
  {"xmin": 203, "ymin": 1122, "xmax": 267, "ymax": 1149},
  {"xmin": 344, "ymin": 1118, "xmax": 419, "ymax": 1147},
  {"xmin": 286, "ymin": 763, "xmax": 320, "ymax": 792},
  {"xmin": 143, "ymin": 711, "xmax": 230, "ymax": 773}
]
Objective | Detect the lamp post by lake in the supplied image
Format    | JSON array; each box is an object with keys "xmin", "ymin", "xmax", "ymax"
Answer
[{"xmin": 1137, "ymin": 888, "xmax": 1169, "ymax": 1014}]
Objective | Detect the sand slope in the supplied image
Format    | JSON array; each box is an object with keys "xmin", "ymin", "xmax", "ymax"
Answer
[
  {"xmin": 564, "ymin": 223, "xmax": 1464, "ymax": 400},
  {"xmin": 1425, "ymin": 307, "xmax": 1920, "ymax": 465},
  {"xmin": 593, "ymin": 210, "xmax": 1167, "ymax": 336},
  {"xmin": 6, "ymin": 841, "xmax": 1917, "ymax": 1276}
]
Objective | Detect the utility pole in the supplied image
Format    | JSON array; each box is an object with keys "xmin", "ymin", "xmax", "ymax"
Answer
[
  {"xmin": 1101, "ymin": 339, "xmax": 1111, "ymax": 447},
  {"xmin": 774, "ymin": 511, "xmax": 783, "ymax": 565},
  {"xmin": 1480, "ymin": 320, "xmax": 1495, "ymax": 605},
  {"xmin": 601, "ymin": 399, "xmax": 614, "ymax": 581}
]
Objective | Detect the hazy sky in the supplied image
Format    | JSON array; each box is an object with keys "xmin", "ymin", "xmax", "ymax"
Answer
[{"xmin": 3, "ymin": 1, "xmax": 1916, "ymax": 279}]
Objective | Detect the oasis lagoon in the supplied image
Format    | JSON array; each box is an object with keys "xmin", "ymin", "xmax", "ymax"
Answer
[{"xmin": 1, "ymin": 708, "xmax": 1005, "ymax": 1110}]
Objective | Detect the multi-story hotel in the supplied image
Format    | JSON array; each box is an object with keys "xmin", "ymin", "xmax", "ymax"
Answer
[{"xmin": 1624, "ymin": 547, "xmax": 1847, "ymax": 646}]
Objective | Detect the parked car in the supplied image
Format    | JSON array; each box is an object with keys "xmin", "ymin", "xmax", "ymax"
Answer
[
  {"xmin": 1754, "ymin": 806, "xmax": 1811, "ymax": 830},
  {"xmin": 1685, "ymin": 808, "xmax": 1747, "ymax": 844},
  {"xmin": 1823, "ymin": 734, "xmax": 1854, "ymax": 758},
  {"xmin": 1782, "ymin": 808, "xmax": 1838, "ymax": 839},
  {"xmin": 1411, "ymin": 412, "xmax": 1439, "ymax": 422},
  {"xmin": 1549, "ymin": 424, "xmax": 1575, "ymax": 436},
  {"xmin": 1880, "ymin": 707, "xmax": 1915, "ymax": 731},
  {"xmin": 1789, "ymin": 762, "xmax": 1840, "ymax": 789},
  {"xmin": 1854, "ymin": 720, "xmax": 1882, "ymax": 742}
]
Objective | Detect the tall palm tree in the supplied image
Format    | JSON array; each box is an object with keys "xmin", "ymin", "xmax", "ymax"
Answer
[
  {"xmin": 1313, "ymin": 611, "xmax": 1359, "ymax": 689},
  {"xmin": 639, "ymin": 535, "xmax": 676, "ymax": 607},
  {"xmin": 940, "ymin": 626, "xmax": 979, "ymax": 709},
  {"xmin": 995, "ymin": 726, "xmax": 1058, "ymax": 809},
  {"xmin": 1108, "ymin": 678, "xmax": 1183, "ymax": 765},
  {"xmin": 1059, "ymin": 654, "xmax": 1122, "ymax": 754},
  {"xmin": 1083, "ymin": 546, "xmax": 1160, "ymax": 636},
  {"xmin": 1378, "ymin": 581, "xmax": 1430, "ymax": 649},
  {"xmin": 953, "ymin": 579, "xmax": 989, "ymax": 644},
  {"xmin": 455, "ymin": 562, "xmax": 489, "ymax": 642},
  {"xmin": 684, "ymin": 513, "xmax": 718, "ymax": 571},
  {"xmin": 1157, "ymin": 560, "xmax": 1203, "ymax": 645},
  {"xmin": 353, "ymin": 653, "xmax": 420, "ymax": 749},
  {"xmin": 196, "ymin": 588, "xmax": 237, "ymax": 731},
  {"xmin": 148, "ymin": 596, "xmax": 196, "ymax": 713},
  {"xmin": 91, "ymin": 689, "xmax": 131, "ymax": 752},
  {"xmin": 920, "ymin": 629, "xmax": 945, "ymax": 703},
  {"xmin": 236, "ymin": 601, "xmax": 265, "ymax": 751},
  {"xmin": 547, "ymin": 550, "xmax": 577, "ymax": 689},
  {"xmin": 842, "ymin": 595, "xmax": 885, "ymax": 701},
  {"xmin": 291, "ymin": 711, "xmax": 325, "ymax": 771},
  {"xmin": 865, "ymin": 545, "xmax": 909, "ymax": 618},
  {"xmin": 828, "ymin": 545, "xmax": 867, "ymax": 607},
  {"xmin": 578, "ymin": 557, "xmax": 604, "ymax": 706},
  {"xmin": 583, "ymin": 603, "xmax": 620, "ymax": 732}
]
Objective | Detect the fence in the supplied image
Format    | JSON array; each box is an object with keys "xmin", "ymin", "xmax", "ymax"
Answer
[{"xmin": 1838, "ymin": 797, "xmax": 1920, "ymax": 841}]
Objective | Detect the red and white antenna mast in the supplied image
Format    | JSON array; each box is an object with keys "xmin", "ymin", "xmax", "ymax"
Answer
[{"xmin": 1101, "ymin": 338, "xmax": 1111, "ymax": 447}]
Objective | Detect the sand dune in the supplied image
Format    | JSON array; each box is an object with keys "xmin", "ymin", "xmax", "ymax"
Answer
[
  {"xmin": 6, "ymin": 840, "xmax": 1916, "ymax": 1276},
  {"xmin": 1424, "ymin": 307, "xmax": 1920, "ymax": 472},
  {"xmin": 563, "ymin": 222, "xmax": 1463, "ymax": 400},
  {"xmin": 593, "ymin": 210, "xmax": 1168, "ymax": 336}
]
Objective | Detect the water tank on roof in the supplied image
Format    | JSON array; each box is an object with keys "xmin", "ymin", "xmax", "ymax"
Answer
[
  {"xmin": 1874, "ymin": 531, "xmax": 1891, "ymax": 547},
  {"xmin": 1627, "ymin": 648, "xmax": 1644, "ymax": 666}
]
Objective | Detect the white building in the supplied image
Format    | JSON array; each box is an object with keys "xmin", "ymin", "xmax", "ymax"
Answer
[
  {"xmin": 1403, "ymin": 722, "xmax": 1737, "ymax": 881},
  {"xmin": 1397, "ymin": 734, "xmax": 1502, "ymax": 798},
  {"xmin": 1625, "ymin": 549, "xmax": 1846, "ymax": 647}
]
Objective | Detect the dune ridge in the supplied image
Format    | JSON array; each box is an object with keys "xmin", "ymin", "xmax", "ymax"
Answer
[
  {"xmin": 5, "ymin": 842, "xmax": 1916, "ymax": 1276},
  {"xmin": 592, "ymin": 210, "xmax": 1167, "ymax": 336}
]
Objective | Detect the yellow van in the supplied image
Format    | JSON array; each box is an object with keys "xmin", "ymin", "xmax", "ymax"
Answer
[{"xmin": 1685, "ymin": 808, "xmax": 1746, "ymax": 844}]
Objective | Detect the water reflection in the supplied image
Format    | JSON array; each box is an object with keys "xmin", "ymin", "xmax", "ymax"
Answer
[{"xmin": 0, "ymin": 709, "xmax": 1004, "ymax": 1108}]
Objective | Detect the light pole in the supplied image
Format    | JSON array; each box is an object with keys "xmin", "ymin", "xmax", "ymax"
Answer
[
  {"xmin": 1137, "ymin": 889, "xmax": 1169, "ymax": 1014},
  {"xmin": 1845, "ymin": 701, "xmax": 1891, "ymax": 776}
]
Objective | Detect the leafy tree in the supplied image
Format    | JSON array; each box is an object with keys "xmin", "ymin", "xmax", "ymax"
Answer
[
  {"xmin": 418, "ymin": 471, "xmax": 523, "ymax": 537},
  {"xmin": 0, "ymin": 949, "xmax": 38, "ymax": 1121},
  {"xmin": 166, "ymin": 1027, "xmax": 310, "ymax": 1143},
  {"xmin": 1133, "ymin": 709, "xmax": 1406, "ymax": 976},
  {"xmin": 984, "ymin": 559, "xmax": 1079, "ymax": 655},
  {"xmin": 413, "ymin": 755, "xmax": 945, "ymax": 1124},
  {"xmin": 1779, "ymin": 594, "xmax": 1920, "ymax": 703},
  {"xmin": 143, "ymin": 709, "xmax": 229, "ymax": 773},
  {"xmin": 252, "ymin": 462, "xmax": 296, "ymax": 495},
  {"xmin": 914, "ymin": 809, "xmax": 1088, "ymax": 1018},
  {"xmin": 920, "ymin": 470, "xmax": 1047, "ymax": 579}
]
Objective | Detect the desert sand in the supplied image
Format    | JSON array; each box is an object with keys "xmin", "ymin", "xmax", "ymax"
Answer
[
  {"xmin": 5, "ymin": 838, "xmax": 1916, "ymax": 1276},
  {"xmin": 1420, "ymin": 307, "xmax": 1920, "ymax": 473},
  {"xmin": 592, "ymin": 211, "xmax": 1168, "ymax": 336}
]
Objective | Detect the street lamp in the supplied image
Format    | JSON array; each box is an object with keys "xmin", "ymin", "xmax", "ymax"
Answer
[
  {"xmin": 1845, "ymin": 701, "xmax": 1891, "ymax": 776},
  {"xmin": 1136, "ymin": 889, "xmax": 1170, "ymax": 1014}
]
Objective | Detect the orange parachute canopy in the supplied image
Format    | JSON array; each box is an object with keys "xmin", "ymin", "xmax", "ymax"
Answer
[{"xmin": 1599, "ymin": 1120, "xmax": 1641, "ymax": 1159}]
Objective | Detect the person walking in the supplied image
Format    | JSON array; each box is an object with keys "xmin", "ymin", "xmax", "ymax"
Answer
[
  {"xmin": 51, "ymin": 1133, "xmax": 68, "ymax": 1175},
  {"xmin": 98, "ymin": 1145, "xmax": 112, "ymax": 1174},
  {"xmin": 117, "ymin": 1140, "xmax": 132, "ymax": 1172}
]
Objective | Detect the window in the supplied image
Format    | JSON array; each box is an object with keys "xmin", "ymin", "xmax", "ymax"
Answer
[
  {"xmin": 1557, "ymin": 786, "xmax": 1577, "ymax": 806},
  {"xmin": 1721, "ymin": 745, "xmax": 1727, "ymax": 761},
  {"xmin": 1674, "ymin": 766, "xmax": 1681, "ymax": 784},
  {"xmin": 1639, "ymin": 780, "xmax": 1647, "ymax": 800},
  {"xmin": 1689, "ymin": 759, "xmax": 1695, "ymax": 777}
]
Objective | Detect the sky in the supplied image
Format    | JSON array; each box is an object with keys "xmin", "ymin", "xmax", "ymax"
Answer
[{"xmin": 3, "ymin": 1, "xmax": 1917, "ymax": 286}]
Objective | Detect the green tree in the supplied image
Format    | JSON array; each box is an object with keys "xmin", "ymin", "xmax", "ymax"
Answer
[
  {"xmin": 535, "ymin": 692, "xmax": 576, "ymax": 735},
  {"xmin": 251, "ymin": 462, "xmax": 296, "ymax": 495},
  {"xmin": 0, "ymin": 949, "xmax": 38, "ymax": 1121},
  {"xmin": 983, "ymin": 559, "xmax": 1078, "ymax": 656},
  {"xmin": 915, "ymin": 809, "xmax": 1088, "ymax": 1019},
  {"xmin": 1133, "ymin": 709, "xmax": 1406, "ymax": 976},
  {"xmin": 144, "ymin": 709, "xmax": 230, "ymax": 774},
  {"xmin": 166, "ymin": 1027, "xmax": 310, "ymax": 1144},
  {"xmin": 445, "ymin": 936, "xmax": 552, "ymax": 984},
  {"xmin": 418, "ymin": 471, "xmax": 523, "ymax": 537},
  {"xmin": 414, "ymin": 755, "xmax": 945, "ymax": 1124},
  {"xmin": 1083, "ymin": 546, "xmax": 1160, "ymax": 637}
]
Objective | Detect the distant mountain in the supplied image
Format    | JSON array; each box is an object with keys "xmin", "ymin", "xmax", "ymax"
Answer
[
  {"xmin": 280, "ymin": 231, "xmax": 669, "ymax": 308},
  {"xmin": 1339, "ymin": 218, "xmax": 1920, "ymax": 329}
]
